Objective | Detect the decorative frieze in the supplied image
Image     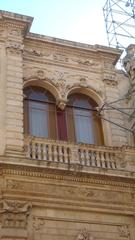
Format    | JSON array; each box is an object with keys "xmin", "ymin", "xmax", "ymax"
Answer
[
  {"xmin": 24, "ymin": 46, "xmax": 101, "ymax": 70},
  {"xmin": 4, "ymin": 177, "xmax": 134, "ymax": 207}
]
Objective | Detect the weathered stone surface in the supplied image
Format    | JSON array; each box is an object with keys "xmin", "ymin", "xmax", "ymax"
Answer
[{"xmin": 0, "ymin": 10, "xmax": 134, "ymax": 240}]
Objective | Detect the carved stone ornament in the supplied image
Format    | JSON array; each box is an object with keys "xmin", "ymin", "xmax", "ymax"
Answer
[
  {"xmin": 117, "ymin": 225, "xmax": 130, "ymax": 238},
  {"xmin": 56, "ymin": 98, "xmax": 67, "ymax": 110},
  {"xmin": 9, "ymin": 28, "xmax": 22, "ymax": 36},
  {"xmin": 23, "ymin": 67, "xmax": 100, "ymax": 109},
  {"xmin": 71, "ymin": 57, "xmax": 98, "ymax": 67},
  {"xmin": 0, "ymin": 200, "xmax": 31, "ymax": 228},
  {"xmin": 54, "ymin": 77, "xmax": 71, "ymax": 98},
  {"xmin": 6, "ymin": 42, "xmax": 24, "ymax": 54},
  {"xmin": 24, "ymin": 48, "xmax": 43, "ymax": 57},
  {"xmin": 1, "ymin": 200, "xmax": 31, "ymax": 213},
  {"xmin": 77, "ymin": 229, "xmax": 94, "ymax": 240},
  {"xmin": 36, "ymin": 69, "xmax": 45, "ymax": 79},
  {"xmin": 33, "ymin": 216, "xmax": 46, "ymax": 232}
]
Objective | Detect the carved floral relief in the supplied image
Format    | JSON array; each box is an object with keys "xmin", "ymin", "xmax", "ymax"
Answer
[{"xmin": 23, "ymin": 66, "xmax": 100, "ymax": 109}]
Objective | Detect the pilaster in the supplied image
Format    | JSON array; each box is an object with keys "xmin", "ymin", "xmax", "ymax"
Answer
[
  {"xmin": 0, "ymin": 10, "xmax": 33, "ymax": 154},
  {"xmin": 102, "ymin": 66, "xmax": 128, "ymax": 146}
]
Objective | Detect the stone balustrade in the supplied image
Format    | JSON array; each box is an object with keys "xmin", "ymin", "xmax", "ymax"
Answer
[{"xmin": 25, "ymin": 136, "xmax": 122, "ymax": 170}]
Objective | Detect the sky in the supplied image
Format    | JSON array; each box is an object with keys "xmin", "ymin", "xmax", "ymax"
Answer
[{"xmin": 0, "ymin": 0, "xmax": 109, "ymax": 46}]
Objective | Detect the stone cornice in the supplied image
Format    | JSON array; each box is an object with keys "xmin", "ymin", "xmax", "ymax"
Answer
[
  {"xmin": 0, "ymin": 10, "xmax": 33, "ymax": 35},
  {"xmin": 0, "ymin": 10, "xmax": 122, "ymax": 63},
  {"xmin": 0, "ymin": 162, "xmax": 135, "ymax": 188},
  {"xmin": 26, "ymin": 32, "xmax": 122, "ymax": 56}
]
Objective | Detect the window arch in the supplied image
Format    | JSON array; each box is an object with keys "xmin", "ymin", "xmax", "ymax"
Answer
[{"xmin": 24, "ymin": 86, "xmax": 57, "ymax": 139}]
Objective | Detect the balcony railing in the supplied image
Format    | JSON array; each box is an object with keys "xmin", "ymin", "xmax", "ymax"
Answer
[{"xmin": 25, "ymin": 136, "xmax": 122, "ymax": 170}]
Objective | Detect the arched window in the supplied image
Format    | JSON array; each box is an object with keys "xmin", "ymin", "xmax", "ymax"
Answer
[
  {"xmin": 66, "ymin": 93, "xmax": 104, "ymax": 145},
  {"xmin": 24, "ymin": 88, "xmax": 104, "ymax": 145},
  {"xmin": 24, "ymin": 86, "xmax": 56, "ymax": 139}
]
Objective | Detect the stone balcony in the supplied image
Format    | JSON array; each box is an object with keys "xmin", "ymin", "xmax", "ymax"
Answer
[{"xmin": 24, "ymin": 136, "xmax": 135, "ymax": 177}]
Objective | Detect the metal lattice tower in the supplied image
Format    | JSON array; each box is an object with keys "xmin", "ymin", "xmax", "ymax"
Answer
[{"xmin": 103, "ymin": 0, "xmax": 135, "ymax": 49}]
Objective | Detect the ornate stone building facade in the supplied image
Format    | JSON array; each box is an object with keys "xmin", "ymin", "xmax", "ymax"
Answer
[{"xmin": 0, "ymin": 10, "xmax": 135, "ymax": 240}]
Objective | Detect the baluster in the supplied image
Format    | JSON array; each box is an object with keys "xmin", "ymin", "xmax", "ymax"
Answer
[
  {"xmin": 110, "ymin": 153, "xmax": 116, "ymax": 169},
  {"xmin": 85, "ymin": 149, "xmax": 90, "ymax": 166},
  {"xmin": 59, "ymin": 145, "xmax": 63, "ymax": 163},
  {"xmin": 48, "ymin": 144, "xmax": 52, "ymax": 161},
  {"xmin": 53, "ymin": 145, "xmax": 58, "ymax": 162},
  {"xmin": 105, "ymin": 152, "xmax": 111, "ymax": 168},
  {"xmin": 70, "ymin": 145, "xmax": 80, "ymax": 164},
  {"xmin": 26, "ymin": 142, "xmax": 31, "ymax": 158},
  {"xmin": 42, "ymin": 144, "xmax": 47, "ymax": 161},
  {"xmin": 80, "ymin": 149, "xmax": 85, "ymax": 165},
  {"xmin": 113, "ymin": 153, "xmax": 117, "ymax": 169},
  {"xmin": 63, "ymin": 146, "xmax": 68, "ymax": 163},
  {"xmin": 96, "ymin": 151, "xmax": 101, "ymax": 167},
  {"xmin": 31, "ymin": 142, "xmax": 36, "ymax": 160},
  {"xmin": 37, "ymin": 143, "xmax": 42, "ymax": 160},
  {"xmin": 91, "ymin": 150, "xmax": 96, "ymax": 166},
  {"xmin": 100, "ymin": 151, "xmax": 106, "ymax": 168}
]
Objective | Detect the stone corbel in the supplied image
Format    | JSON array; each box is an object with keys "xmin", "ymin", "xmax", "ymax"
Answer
[{"xmin": 56, "ymin": 98, "xmax": 67, "ymax": 110}]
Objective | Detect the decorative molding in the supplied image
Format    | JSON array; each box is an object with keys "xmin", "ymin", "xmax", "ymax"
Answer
[
  {"xmin": 77, "ymin": 229, "xmax": 94, "ymax": 240},
  {"xmin": 1, "ymin": 164, "xmax": 135, "ymax": 190},
  {"xmin": 24, "ymin": 47, "xmax": 101, "ymax": 70},
  {"xmin": 4, "ymin": 178, "xmax": 134, "ymax": 208}
]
